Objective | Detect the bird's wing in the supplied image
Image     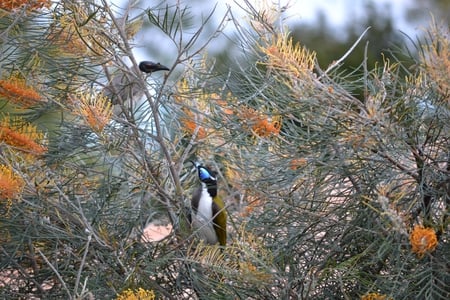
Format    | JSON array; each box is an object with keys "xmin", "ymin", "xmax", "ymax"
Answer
[{"xmin": 212, "ymin": 198, "xmax": 227, "ymax": 246}]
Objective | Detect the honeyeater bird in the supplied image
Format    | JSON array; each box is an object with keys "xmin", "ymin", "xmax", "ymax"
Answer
[
  {"xmin": 190, "ymin": 162, "xmax": 227, "ymax": 246},
  {"xmin": 138, "ymin": 61, "xmax": 170, "ymax": 74},
  {"xmin": 103, "ymin": 61, "xmax": 169, "ymax": 106},
  {"xmin": 102, "ymin": 61, "xmax": 169, "ymax": 117}
]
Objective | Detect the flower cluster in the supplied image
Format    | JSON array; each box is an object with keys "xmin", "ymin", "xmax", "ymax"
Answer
[
  {"xmin": 174, "ymin": 78, "xmax": 281, "ymax": 140},
  {"xmin": 179, "ymin": 109, "xmax": 207, "ymax": 140},
  {"xmin": 238, "ymin": 106, "xmax": 281, "ymax": 137},
  {"xmin": 260, "ymin": 33, "xmax": 316, "ymax": 80},
  {"xmin": 0, "ymin": 77, "xmax": 43, "ymax": 108},
  {"xmin": 360, "ymin": 292, "xmax": 391, "ymax": 300},
  {"xmin": 0, "ymin": 165, "xmax": 25, "ymax": 200},
  {"xmin": 116, "ymin": 288, "xmax": 155, "ymax": 300},
  {"xmin": 71, "ymin": 93, "xmax": 113, "ymax": 133},
  {"xmin": 409, "ymin": 225, "xmax": 438, "ymax": 258},
  {"xmin": 174, "ymin": 79, "xmax": 211, "ymax": 140},
  {"xmin": 421, "ymin": 23, "xmax": 449, "ymax": 97},
  {"xmin": 48, "ymin": 6, "xmax": 110, "ymax": 57},
  {"xmin": 0, "ymin": 117, "xmax": 47, "ymax": 156}
]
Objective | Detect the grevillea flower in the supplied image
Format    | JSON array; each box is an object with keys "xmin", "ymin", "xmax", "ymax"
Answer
[
  {"xmin": 216, "ymin": 99, "xmax": 234, "ymax": 115},
  {"xmin": 238, "ymin": 106, "xmax": 281, "ymax": 137},
  {"xmin": 0, "ymin": 165, "xmax": 25, "ymax": 200},
  {"xmin": 116, "ymin": 288, "xmax": 155, "ymax": 300},
  {"xmin": 0, "ymin": 77, "xmax": 43, "ymax": 108},
  {"xmin": 48, "ymin": 7, "xmax": 111, "ymax": 57},
  {"xmin": 421, "ymin": 23, "xmax": 449, "ymax": 98},
  {"xmin": 360, "ymin": 292, "xmax": 391, "ymax": 300},
  {"xmin": 0, "ymin": 117, "xmax": 47, "ymax": 155},
  {"xmin": 179, "ymin": 109, "xmax": 207, "ymax": 140},
  {"xmin": 260, "ymin": 33, "xmax": 316, "ymax": 79},
  {"xmin": 73, "ymin": 93, "xmax": 113, "ymax": 133},
  {"xmin": 409, "ymin": 225, "xmax": 438, "ymax": 258}
]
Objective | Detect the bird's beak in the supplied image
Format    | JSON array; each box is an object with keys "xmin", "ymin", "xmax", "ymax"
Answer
[
  {"xmin": 189, "ymin": 160, "xmax": 200, "ymax": 169},
  {"xmin": 139, "ymin": 61, "xmax": 170, "ymax": 73}
]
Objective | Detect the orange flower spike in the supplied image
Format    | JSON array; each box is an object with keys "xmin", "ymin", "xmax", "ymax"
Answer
[
  {"xmin": 0, "ymin": 165, "xmax": 25, "ymax": 200},
  {"xmin": 0, "ymin": 77, "xmax": 43, "ymax": 108},
  {"xmin": 216, "ymin": 100, "xmax": 234, "ymax": 115},
  {"xmin": 76, "ymin": 93, "xmax": 113, "ymax": 133},
  {"xmin": 237, "ymin": 106, "xmax": 281, "ymax": 137},
  {"xmin": 252, "ymin": 115, "xmax": 281, "ymax": 137},
  {"xmin": 0, "ymin": 118, "xmax": 47, "ymax": 155},
  {"xmin": 261, "ymin": 33, "xmax": 316, "ymax": 78},
  {"xmin": 179, "ymin": 109, "xmax": 207, "ymax": 140},
  {"xmin": 409, "ymin": 225, "xmax": 438, "ymax": 258},
  {"xmin": 360, "ymin": 293, "xmax": 391, "ymax": 300},
  {"xmin": 181, "ymin": 119, "xmax": 207, "ymax": 139}
]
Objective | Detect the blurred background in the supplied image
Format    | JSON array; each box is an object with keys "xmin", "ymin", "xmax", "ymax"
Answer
[{"xmin": 133, "ymin": 0, "xmax": 449, "ymax": 70}]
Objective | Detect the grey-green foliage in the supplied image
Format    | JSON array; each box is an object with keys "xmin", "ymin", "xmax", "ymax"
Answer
[
  {"xmin": 220, "ymin": 9, "xmax": 449, "ymax": 300},
  {"xmin": 0, "ymin": 1, "xmax": 448, "ymax": 299}
]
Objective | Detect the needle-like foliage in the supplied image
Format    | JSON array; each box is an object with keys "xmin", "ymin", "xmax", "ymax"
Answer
[{"xmin": 0, "ymin": 0, "xmax": 448, "ymax": 299}]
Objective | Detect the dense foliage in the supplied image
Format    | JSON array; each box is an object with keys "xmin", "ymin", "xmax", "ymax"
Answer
[{"xmin": 0, "ymin": 1, "xmax": 448, "ymax": 299}]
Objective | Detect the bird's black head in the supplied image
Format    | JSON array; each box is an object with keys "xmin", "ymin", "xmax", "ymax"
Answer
[
  {"xmin": 191, "ymin": 161, "xmax": 217, "ymax": 184},
  {"xmin": 139, "ymin": 61, "xmax": 170, "ymax": 73}
]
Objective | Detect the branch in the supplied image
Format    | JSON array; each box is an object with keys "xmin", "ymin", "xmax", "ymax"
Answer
[{"xmin": 319, "ymin": 27, "xmax": 371, "ymax": 78}]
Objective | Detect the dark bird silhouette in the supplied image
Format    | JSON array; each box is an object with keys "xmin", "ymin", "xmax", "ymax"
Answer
[{"xmin": 139, "ymin": 61, "xmax": 169, "ymax": 73}]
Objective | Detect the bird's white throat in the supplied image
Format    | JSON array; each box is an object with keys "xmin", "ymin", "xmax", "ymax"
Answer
[
  {"xmin": 196, "ymin": 185, "xmax": 213, "ymax": 220},
  {"xmin": 192, "ymin": 185, "xmax": 218, "ymax": 244}
]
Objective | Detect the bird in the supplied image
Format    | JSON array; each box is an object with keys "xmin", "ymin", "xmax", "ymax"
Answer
[
  {"xmin": 102, "ymin": 61, "xmax": 169, "ymax": 115},
  {"xmin": 190, "ymin": 161, "xmax": 227, "ymax": 246},
  {"xmin": 138, "ymin": 61, "xmax": 169, "ymax": 74},
  {"xmin": 104, "ymin": 61, "xmax": 169, "ymax": 104}
]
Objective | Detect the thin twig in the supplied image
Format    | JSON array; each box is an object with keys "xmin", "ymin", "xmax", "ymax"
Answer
[
  {"xmin": 319, "ymin": 27, "xmax": 371, "ymax": 79},
  {"xmin": 37, "ymin": 249, "xmax": 72, "ymax": 299},
  {"xmin": 74, "ymin": 233, "xmax": 92, "ymax": 297}
]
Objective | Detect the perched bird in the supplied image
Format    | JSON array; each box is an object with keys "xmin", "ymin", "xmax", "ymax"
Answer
[
  {"xmin": 190, "ymin": 162, "xmax": 227, "ymax": 246},
  {"xmin": 103, "ymin": 61, "xmax": 169, "ymax": 114},
  {"xmin": 138, "ymin": 61, "xmax": 169, "ymax": 74}
]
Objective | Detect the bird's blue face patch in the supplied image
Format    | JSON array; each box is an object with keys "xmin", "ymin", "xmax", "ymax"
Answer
[{"xmin": 198, "ymin": 166, "xmax": 216, "ymax": 182}]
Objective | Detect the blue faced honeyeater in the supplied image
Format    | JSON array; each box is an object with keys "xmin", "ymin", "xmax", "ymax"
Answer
[{"xmin": 190, "ymin": 162, "xmax": 227, "ymax": 246}]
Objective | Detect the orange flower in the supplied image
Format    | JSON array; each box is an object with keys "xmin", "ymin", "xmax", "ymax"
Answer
[
  {"xmin": 253, "ymin": 117, "xmax": 281, "ymax": 137},
  {"xmin": 216, "ymin": 99, "xmax": 234, "ymax": 115},
  {"xmin": 47, "ymin": 25, "xmax": 88, "ymax": 57},
  {"xmin": 238, "ymin": 107, "xmax": 281, "ymax": 137},
  {"xmin": 0, "ymin": 165, "xmax": 25, "ymax": 200},
  {"xmin": 360, "ymin": 293, "xmax": 391, "ymax": 300},
  {"xmin": 290, "ymin": 158, "xmax": 307, "ymax": 170},
  {"xmin": 0, "ymin": 117, "xmax": 47, "ymax": 155},
  {"xmin": 409, "ymin": 225, "xmax": 438, "ymax": 258},
  {"xmin": 0, "ymin": 0, "xmax": 51, "ymax": 11},
  {"xmin": 0, "ymin": 77, "xmax": 43, "ymax": 108},
  {"xmin": 179, "ymin": 110, "xmax": 207, "ymax": 140},
  {"xmin": 73, "ymin": 93, "xmax": 113, "ymax": 133}
]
